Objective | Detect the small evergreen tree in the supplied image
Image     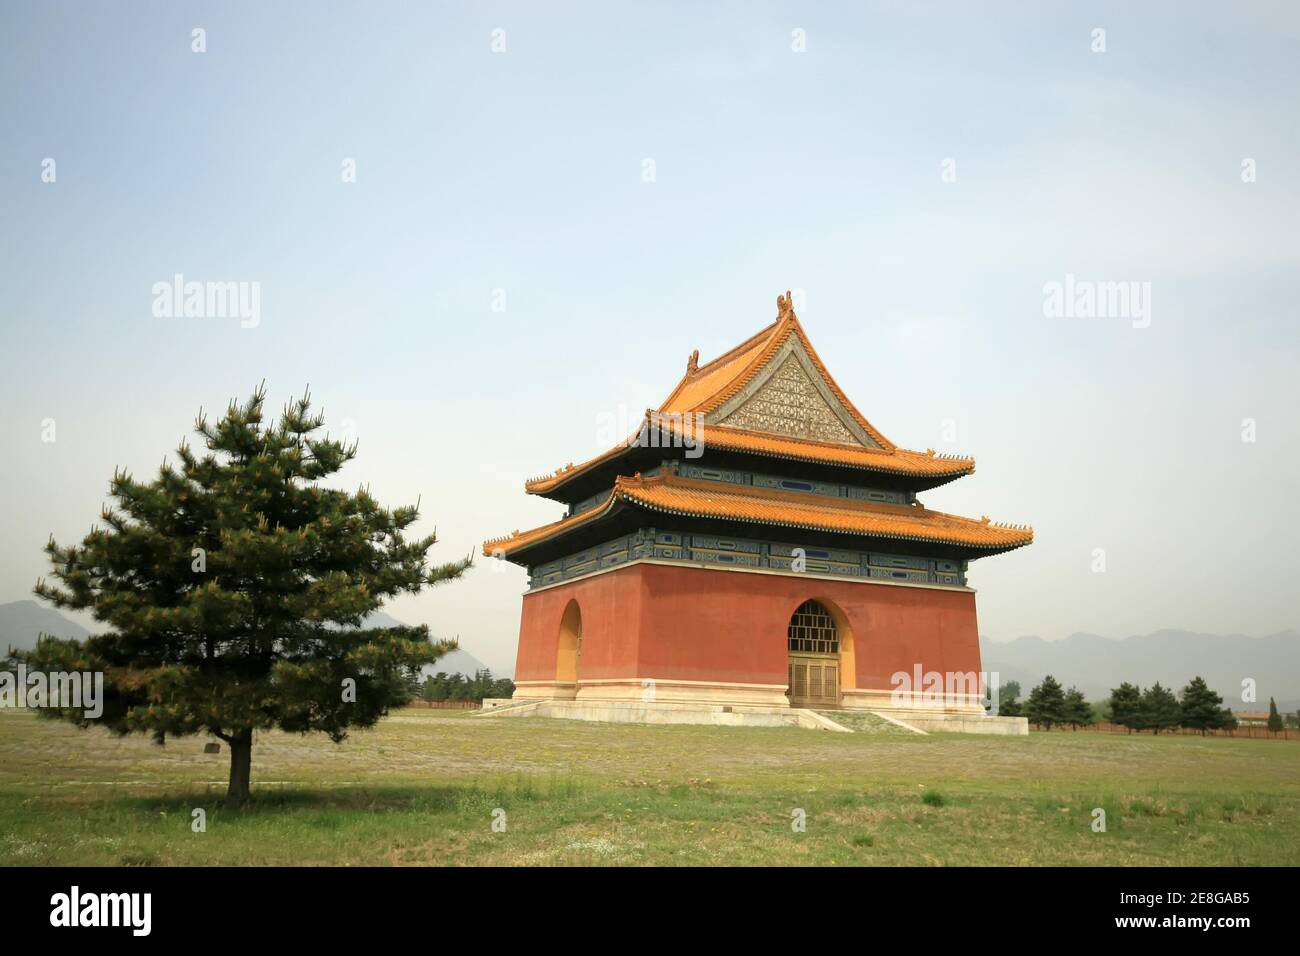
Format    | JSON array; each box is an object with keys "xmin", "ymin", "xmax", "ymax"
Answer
[
  {"xmin": 1107, "ymin": 682, "xmax": 1143, "ymax": 732},
  {"xmin": 988, "ymin": 678, "xmax": 1022, "ymax": 717},
  {"xmin": 1024, "ymin": 675, "xmax": 1068, "ymax": 729},
  {"xmin": 1178, "ymin": 676, "xmax": 1233, "ymax": 735},
  {"xmin": 399, "ymin": 664, "xmax": 425, "ymax": 704},
  {"xmin": 1267, "ymin": 697, "xmax": 1283, "ymax": 734},
  {"xmin": 1141, "ymin": 683, "xmax": 1181, "ymax": 734},
  {"xmin": 449, "ymin": 673, "xmax": 470, "ymax": 700},
  {"xmin": 427, "ymin": 672, "xmax": 451, "ymax": 701},
  {"xmin": 23, "ymin": 386, "xmax": 470, "ymax": 802},
  {"xmin": 1063, "ymin": 687, "xmax": 1093, "ymax": 729}
]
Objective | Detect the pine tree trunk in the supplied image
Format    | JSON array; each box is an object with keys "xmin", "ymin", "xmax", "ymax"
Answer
[{"xmin": 227, "ymin": 729, "xmax": 252, "ymax": 804}]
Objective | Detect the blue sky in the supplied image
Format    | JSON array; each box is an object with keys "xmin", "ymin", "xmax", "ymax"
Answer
[{"xmin": 2, "ymin": 1, "xmax": 1297, "ymax": 673}]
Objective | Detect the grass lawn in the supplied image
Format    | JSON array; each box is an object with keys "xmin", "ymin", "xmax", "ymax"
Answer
[{"xmin": 2, "ymin": 707, "xmax": 1297, "ymax": 866}]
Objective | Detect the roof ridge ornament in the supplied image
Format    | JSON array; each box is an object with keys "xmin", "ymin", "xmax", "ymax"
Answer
[
  {"xmin": 776, "ymin": 289, "xmax": 795, "ymax": 318},
  {"xmin": 686, "ymin": 349, "xmax": 699, "ymax": 374}
]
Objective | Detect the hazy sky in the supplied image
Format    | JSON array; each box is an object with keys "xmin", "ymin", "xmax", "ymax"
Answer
[{"xmin": 2, "ymin": 1, "xmax": 1297, "ymax": 674}]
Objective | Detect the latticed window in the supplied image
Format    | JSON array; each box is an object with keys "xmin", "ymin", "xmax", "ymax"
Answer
[{"xmin": 787, "ymin": 599, "xmax": 839, "ymax": 654}]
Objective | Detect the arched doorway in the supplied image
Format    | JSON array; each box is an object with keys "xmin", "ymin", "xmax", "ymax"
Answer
[
  {"xmin": 787, "ymin": 599, "xmax": 841, "ymax": 708},
  {"xmin": 556, "ymin": 599, "xmax": 582, "ymax": 689}
]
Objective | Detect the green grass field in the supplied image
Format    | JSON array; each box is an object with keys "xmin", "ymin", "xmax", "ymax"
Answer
[{"xmin": 2, "ymin": 707, "xmax": 1298, "ymax": 866}]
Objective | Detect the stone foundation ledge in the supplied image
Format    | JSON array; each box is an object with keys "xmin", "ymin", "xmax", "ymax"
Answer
[
  {"xmin": 868, "ymin": 709, "xmax": 1029, "ymax": 736},
  {"xmin": 476, "ymin": 698, "xmax": 843, "ymax": 730},
  {"xmin": 474, "ymin": 699, "xmax": 1026, "ymax": 735},
  {"xmin": 841, "ymin": 688, "xmax": 986, "ymax": 714}
]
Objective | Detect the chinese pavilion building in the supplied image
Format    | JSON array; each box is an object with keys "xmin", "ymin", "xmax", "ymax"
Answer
[{"xmin": 484, "ymin": 292, "xmax": 1032, "ymax": 726}]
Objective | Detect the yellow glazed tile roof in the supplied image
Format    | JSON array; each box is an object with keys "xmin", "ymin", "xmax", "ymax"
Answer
[
  {"xmin": 486, "ymin": 472, "xmax": 1032, "ymax": 558},
  {"xmin": 659, "ymin": 300, "xmax": 894, "ymax": 448},
  {"xmin": 657, "ymin": 319, "xmax": 781, "ymax": 414},
  {"xmin": 666, "ymin": 420, "xmax": 971, "ymax": 476},
  {"xmin": 524, "ymin": 416, "xmax": 973, "ymax": 494}
]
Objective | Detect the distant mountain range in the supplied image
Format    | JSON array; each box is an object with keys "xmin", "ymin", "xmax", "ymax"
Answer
[
  {"xmin": 0, "ymin": 600, "xmax": 492, "ymax": 679},
  {"xmin": 982, "ymin": 630, "xmax": 1300, "ymax": 713},
  {"xmin": 0, "ymin": 600, "xmax": 91, "ymax": 651},
  {"xmin": 362, "ymin": 610, "xmax": 492, "ymax": 678}
]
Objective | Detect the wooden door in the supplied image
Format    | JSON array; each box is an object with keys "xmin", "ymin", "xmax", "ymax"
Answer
[{"xmin": 788, "ymin": 653, "xmax": 840, "ymax": 708}]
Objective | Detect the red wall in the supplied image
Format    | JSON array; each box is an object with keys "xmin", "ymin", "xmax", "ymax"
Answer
[
  {"xmin": 515, "ymin": 566, "xmax": 643, "ymax": 681},
  {"xmin": 515, "ymin": 562, "xmax": 983, "ymax": 689}
]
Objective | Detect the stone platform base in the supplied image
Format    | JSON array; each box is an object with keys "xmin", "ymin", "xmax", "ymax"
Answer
[
  {"xmin": 474, "ymin": 698, "xmax": 1027, "ymax": 735},
  {"xmin": 475, "ymin": 698, "xmax": 849, "ymax": 730},
  {"xmin": 867, "ymin": 708, "xmax": 1029, "ymax": 735}
]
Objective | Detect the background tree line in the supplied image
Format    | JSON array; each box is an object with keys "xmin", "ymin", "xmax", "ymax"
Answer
[
  {"xmin": 987, "ymin": 675, "xmax": 1292, "ymax": 734},
  {"xmin": 414, "ymin": 668, "xmax": 514, "ymax": 702}
]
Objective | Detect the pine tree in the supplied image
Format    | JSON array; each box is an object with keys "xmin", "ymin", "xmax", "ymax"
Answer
[
  {"xmin": 1178, "ymin": 676, "xmax": 1233, "ymax": 735},
  {"xmin": 1024, "ymin": 675, "xmax": 1068, "ymax": 729},
  {"xmin": 1267, "ymin": 697, "xmax": 1283, "ymax": 734},
  {"xmin": 450, "ymin": 674, "xmax": 470, "ymax": 701},
  {"xmin": 1063, "ymin": 687, "xmax": 1093, "ymax": 729},
  {"xmin": 24, "ymin": 385, "xmax": 470, "ymax": 803},
  {"xmin": 1107, "ymin": 682, "xmax": 1143, "ymax": 732},
  {"xmin": 429, "ymin": 672, "xmax": 450, "ymax": 701},
  {"xmin": 1141, "ymin": 683, "xmax": 1181, "ymax": 734}
]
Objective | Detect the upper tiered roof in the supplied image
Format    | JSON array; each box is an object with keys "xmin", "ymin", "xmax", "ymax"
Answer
[
  {"xmin": 525, "ymin": 292, "xmax": 974, "ymax": 497},
  {"xmin": 656, "ymin": 303, "xmax": 891, "ymax": 443}
]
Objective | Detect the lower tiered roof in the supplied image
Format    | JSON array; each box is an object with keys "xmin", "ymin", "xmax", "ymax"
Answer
[
  {"xmin": 526, "ymin": 415, "xmax": 974, "ymax": 495},
  {"xmin": 484, "ymin": 472, "xmax": 1033, "ymax": 562}
]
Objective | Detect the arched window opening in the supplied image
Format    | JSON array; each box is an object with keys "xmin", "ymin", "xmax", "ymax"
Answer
[{"xmin": 788, "ymin": 599, "xmax": 839, "ymax": 654}]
